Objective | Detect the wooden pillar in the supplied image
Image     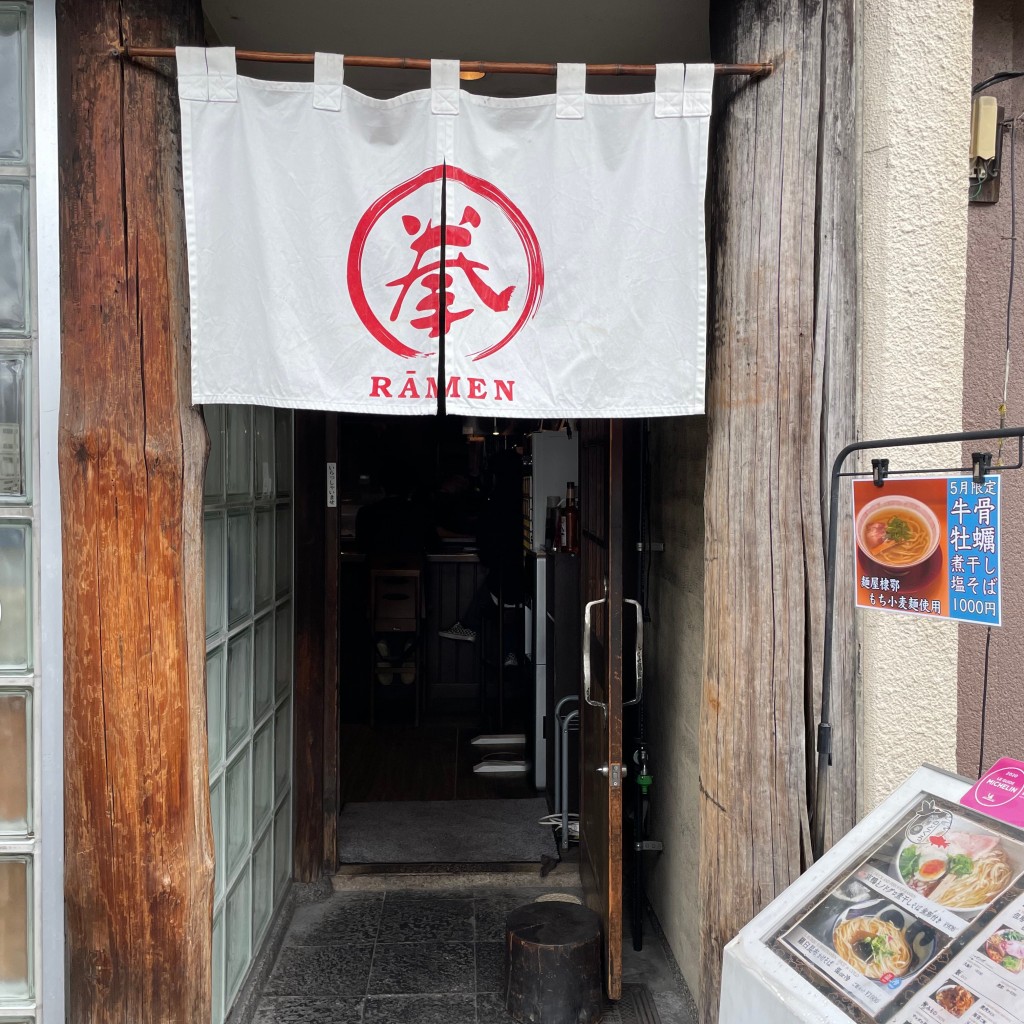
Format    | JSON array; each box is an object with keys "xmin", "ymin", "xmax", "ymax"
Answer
[
  {"xmin": 57, "ymin": 3, "xmax": 212, "ymax": 1022},
  {"xmin": 292, "ymin": 411, "xmax": 327, "ymax": 881},
  {"xmin": 700, "ymin": 0, "xmax": 857, "ymax": 1020}
]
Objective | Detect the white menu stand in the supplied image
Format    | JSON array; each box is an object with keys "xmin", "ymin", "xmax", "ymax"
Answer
[{"xmin": 720, "ymin": 765, "xmax": 1024, "ymax": 1024}]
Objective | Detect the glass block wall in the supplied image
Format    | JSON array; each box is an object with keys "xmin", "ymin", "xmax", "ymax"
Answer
[
  {"xmin": 0, "ymin": 3, "xmax": 47, "ymax": 1019},
  {"xmin": 204, "ymin": 406, "xmax": 293, "ymax": 1024}
]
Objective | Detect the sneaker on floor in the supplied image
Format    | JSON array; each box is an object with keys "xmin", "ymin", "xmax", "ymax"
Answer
[
  {"xmin": 439, "ymin": 621, "xmax": 476, "ymax": 642},
  {"xmin": 503, "ymin": 652, "xmax": 519, "ymax": 668}
]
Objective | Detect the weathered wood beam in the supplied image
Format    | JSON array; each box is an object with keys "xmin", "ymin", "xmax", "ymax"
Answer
[
  {"xmin": 700, "ymin": 0, "xmax": 857, "ymax": 1019},
  {"xmin": 57, "ymin": 2, "xmax": 212, "ymax": 1022}
]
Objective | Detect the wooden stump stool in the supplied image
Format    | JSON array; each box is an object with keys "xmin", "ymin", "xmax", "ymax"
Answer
[{"xmin": 505, "ymin": 901, "xmax": 603, "ymax": 1024}]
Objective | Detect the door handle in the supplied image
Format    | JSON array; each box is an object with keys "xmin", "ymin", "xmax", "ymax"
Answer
[
  {"xmin": 622, "ymin": 598, "xmax": 644, "ymax": 708},
  {"xmin": 597, "ymin": 763, "xmax": 627, "ymax": 787},
  {"xmin": 582, "ymin": 595, "xmax": 607, "ymax": 716}
]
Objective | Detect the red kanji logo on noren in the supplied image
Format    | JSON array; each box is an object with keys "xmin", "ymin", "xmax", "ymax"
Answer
[{"xmin": 347, "ymin": 165, "xmax": 543, "ymax": 361}]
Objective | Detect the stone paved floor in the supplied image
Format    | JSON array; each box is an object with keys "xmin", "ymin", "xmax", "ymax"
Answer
[{"xmin": 250, "ymin": 881, "xmax": 696, "ymax": 1024}]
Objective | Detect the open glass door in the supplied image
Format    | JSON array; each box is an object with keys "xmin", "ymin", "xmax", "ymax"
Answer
[{"xmin": 578, "ymin": 419, "xmax": 636, "ymax": 1000}]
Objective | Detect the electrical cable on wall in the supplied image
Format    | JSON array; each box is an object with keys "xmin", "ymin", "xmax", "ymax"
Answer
[
  {"xmin": 998, "ymin": 117, "xmax": 1017, "ymax": 448},
  {"xmin": 978, "ymin": 108, "xmax": 1021, "ymax": 777},
  {"xmin": 973, "ymin": 71, "xmax": 1024, "ymax": 95}
]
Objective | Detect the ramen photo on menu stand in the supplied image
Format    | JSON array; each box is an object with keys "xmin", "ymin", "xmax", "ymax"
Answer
[
  {"xmin": 773, "ymin": 797, "xmax": 1024, "ymax": 1022},
  {"xmin": 894, "ymin": 827, "xmax": 1017, "ymax": 911},
  {"xmin": 859, "ymin": 800, "xmax": 1024, "ymax": 920},
  {"xmin": 776, "ymin": 875, "xmax": 942, "ymax": 1018},
  {"xmin": 853, "ymin": 478, "xmax": 949, "ymax": 618}
]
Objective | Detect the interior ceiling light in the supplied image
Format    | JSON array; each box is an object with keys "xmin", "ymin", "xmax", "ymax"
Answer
[{"xmin": 459, "ymin": 70, "xmax": 486, "ymax": 81}]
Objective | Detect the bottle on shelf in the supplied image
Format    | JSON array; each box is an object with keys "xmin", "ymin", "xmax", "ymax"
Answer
[{"xmin": 560, "ymin": 481, "xmax": 579, "ymax": 554}]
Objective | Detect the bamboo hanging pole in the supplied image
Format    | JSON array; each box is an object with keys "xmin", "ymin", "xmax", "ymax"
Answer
[{"xmin": 114, "ymin": 46, "xmax": 773, "ymax": 78}]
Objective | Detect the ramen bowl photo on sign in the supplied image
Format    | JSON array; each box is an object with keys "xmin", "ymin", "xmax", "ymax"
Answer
[
  {"xmin": 856, "ymin": 494, "xmax": 940, "ymax": 575},
  {"xmin": 894, "ymin": 818, "xmax": 1024, "ymax": 913}
]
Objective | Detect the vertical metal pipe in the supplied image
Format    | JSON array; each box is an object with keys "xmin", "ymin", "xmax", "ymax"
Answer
[
  {"xmin": 562, "ymin": 711, "xmax": 577, "ymax": 850},
  {"xmin": 812, "ymin": 454, "xmax": 844, "ymax": 860}
]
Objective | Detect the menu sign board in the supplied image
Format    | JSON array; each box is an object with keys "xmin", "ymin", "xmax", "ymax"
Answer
[
  {"xmin": 771, "ymin": 796, "xmax": 1024, "ymax": 1023},
  {"xmin": 898, "ymin": 893, "xmax": 1024, "ymax": 1022},
  {"xmin": 852, "ymin": 476, "xmax": 1002, "ymax": 627}
]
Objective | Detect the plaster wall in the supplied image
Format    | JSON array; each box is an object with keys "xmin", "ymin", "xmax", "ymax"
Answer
[
  {"xmin": 958, "ymin": 0, "xmax": 1024, "ymax": 775},
  {"xmin": 644, "ymin": 415, "xmax": 706, "ymax": 998},
  {"xmin": 858, "ymin": 0, "xmax": 972, "ymax": 810}
]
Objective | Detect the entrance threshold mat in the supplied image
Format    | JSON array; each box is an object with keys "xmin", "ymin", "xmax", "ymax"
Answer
[{"xmin": 337, "ymin": 797, "xmax": 558, "ymax": 863}]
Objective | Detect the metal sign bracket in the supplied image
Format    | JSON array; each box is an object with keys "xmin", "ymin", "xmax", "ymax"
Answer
[{"xmin": 812, "ymin": 426, "xmax": 1024, "ymax": 861}]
